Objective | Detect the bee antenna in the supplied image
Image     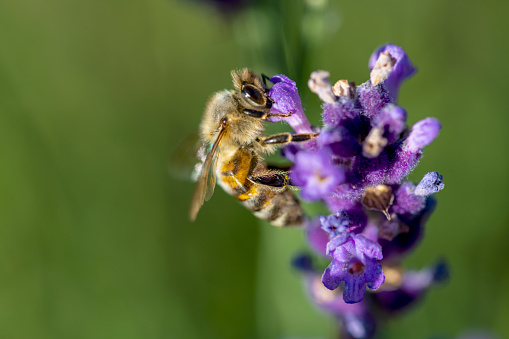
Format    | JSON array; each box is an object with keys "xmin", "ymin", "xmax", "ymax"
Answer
[{"xmin": 261, "ymin": 73, "xmax": 272, "ymax": 87}]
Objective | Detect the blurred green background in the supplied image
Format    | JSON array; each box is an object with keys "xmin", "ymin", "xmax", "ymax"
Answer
[{"xmin": 0, "ymin": 0, "xmax": 508, "ymax": 338}]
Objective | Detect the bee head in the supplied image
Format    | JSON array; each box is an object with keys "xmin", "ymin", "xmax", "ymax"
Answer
[
  {"xmin": 201, "ymin": 90, "xmax": 264, "ymax": 146},
  {"xmin": 231, "ymin": 68, "xmax": 273, "ymax": 110}
]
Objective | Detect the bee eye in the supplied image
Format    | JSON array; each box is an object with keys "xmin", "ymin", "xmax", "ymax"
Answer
[{"xmin": 241, "ymin": 84, "xmax": 266, "ymax": 106}]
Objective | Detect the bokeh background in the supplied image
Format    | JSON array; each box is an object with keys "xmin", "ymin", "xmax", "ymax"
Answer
[{"xmin": 0, "ymin": 0, "xmax": 508, "ymax": 338}]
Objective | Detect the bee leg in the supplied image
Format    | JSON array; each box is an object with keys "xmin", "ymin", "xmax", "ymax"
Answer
[
  {"xmin": 261, "ymin": 73, "xmax": 272, "ymax": 87},
  {"xmin": 249, "ymin": 171, "xmax": 289, "ymax": 188},
  {"xmin": 267, "ymin": 164, "xmax": 291, "ymax": 172},
  {"xmin": 260, "ymin": 132, "xmax": 319, "ymax": 146},
  {"xmin": 243, "ymin": 109, "xmax": 291, "ymax": 119}
]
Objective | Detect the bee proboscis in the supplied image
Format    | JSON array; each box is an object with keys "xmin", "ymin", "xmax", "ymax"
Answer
[{"xmin": 189, "ymin": 68, "xmax": 317, "ymax": 227}]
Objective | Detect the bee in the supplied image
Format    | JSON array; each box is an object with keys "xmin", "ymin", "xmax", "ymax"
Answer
[{"xmin": 190, "ymin": 68, "xmax": 317, "ymax": 227}]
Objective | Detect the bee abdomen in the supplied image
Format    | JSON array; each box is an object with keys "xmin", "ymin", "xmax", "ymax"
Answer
[
  {"xmin": 218, "ymin": 150, "xmax": 303, "ymax": 227},
  {"xmin": 244, "ymin": 188, "xmax": 303, "ymax": 227}
]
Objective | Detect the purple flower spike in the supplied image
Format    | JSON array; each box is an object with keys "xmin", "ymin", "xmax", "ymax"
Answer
[
  {"xmin": 368, "ymin": 44, "xmax": 417, "ymax": 101},
  {"xmin": 323, "ymin": 235, "xmax": 385, "ymax": 303},
  {"xmin": 250, "ymin": 44, "xmax": 444, "ymax": 311},
  {"xmin": 268, "ymin": 75, "xmax": 313, "ymax": 134},
  {"xmin": 291, "ymin": 148, "xmax": 346, "ymax": 201},
  {"xmin": 415, "ymin": 172, "xmax": 444, "ymax": 196},
  {"xmin": 405, "ymin": 118, "xmax": 441, "ymax": 152}
]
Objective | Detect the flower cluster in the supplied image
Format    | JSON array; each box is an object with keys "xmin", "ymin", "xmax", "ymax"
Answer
[{"xmin": 267, "ymin": 44, "xmax": 446, "ymax": 337}]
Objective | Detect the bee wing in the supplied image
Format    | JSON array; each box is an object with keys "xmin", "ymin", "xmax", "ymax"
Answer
[
  {"xmin": 189, "ymin": 126, "xmax": 226, "ymax": 221},
  {"xmin": 170, "ymin": 131, "xmax": 208, "ymax": 182}
]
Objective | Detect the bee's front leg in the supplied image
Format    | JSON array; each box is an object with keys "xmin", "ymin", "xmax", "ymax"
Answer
[
  {"xmin": 249, "ymin": 170, "xmax": 289, "ymax": 188},
  {"xmin": 261, "ymin": 73, "xmax": 272, "ymax": 87},
  {"xmin": 242, "ymin": 109, "xmax": 292, "ymax": 119},
  {"xmin": 259, "ymin": 132, "xmax": 319, "ymax": 146}
]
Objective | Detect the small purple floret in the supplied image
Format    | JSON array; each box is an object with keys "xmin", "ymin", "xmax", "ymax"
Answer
[
  {"xmin": 415, "ymin": 172, "xmax": 445, "ymax": 196},
  {"xmin": 268, "ymin": 75, "xmax": 313, "ymax": 133},
  {"xmin": 405, "ymin": 118, "xmax": 441, "ymax": 152},
  {"xmin": 320, "ymin": 213, "xmax": 350, "ymax": 238},
  {"xmin": 291, "ymin": 148, "xmax": 346, "ymax": 201},
  {"xmin": 322, "ymin": 234, "xmax": 385, "ymax": 303},
  {"xmin": 369, "ymin": 44, "xmax": 417, "ymax": 101}
]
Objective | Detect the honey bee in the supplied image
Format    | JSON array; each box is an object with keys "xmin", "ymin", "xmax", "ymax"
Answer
[{"xmin": 190, "ymin": 68, "xmax": 317, "ymax": 227}]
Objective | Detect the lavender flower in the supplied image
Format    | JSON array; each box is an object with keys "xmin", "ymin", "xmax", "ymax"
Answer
[
  {"xmin": 368, "ymin": 44, "xmax": 417, "ymax": 101},
  {"xmin": 267, "ymin": 75, "xmax": 314, "ymax": 133},
  {"xmin": 291, "ymin": 148, "xmax": 346, "ymax": 201},
  {"xmin": 320, "ymin": 214, "xmax": 348, "ymax": 238},
  {"xmin": 269, "ymin": 44, "xmax": 445, "ymax": 307},
  {"xmin": 322, "ymin": 234, "xmax": 385, "ymax": 303}
]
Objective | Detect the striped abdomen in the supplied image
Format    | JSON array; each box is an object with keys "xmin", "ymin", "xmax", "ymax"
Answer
[{"xmin": 217, "ymin": 148, "xmax": 303, "ymax": 227}]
